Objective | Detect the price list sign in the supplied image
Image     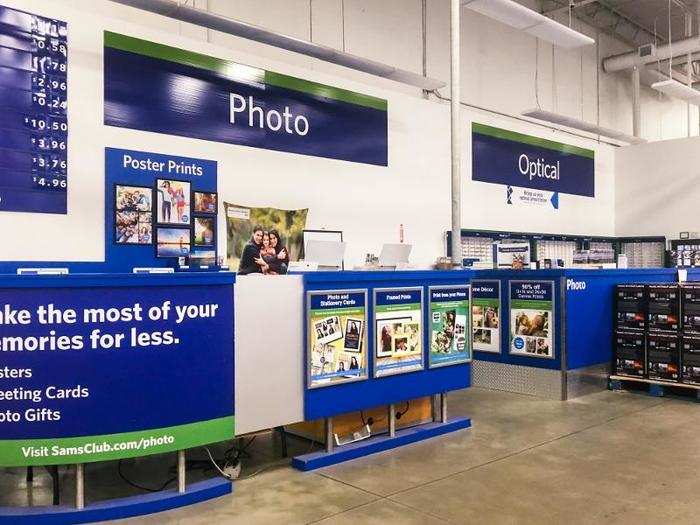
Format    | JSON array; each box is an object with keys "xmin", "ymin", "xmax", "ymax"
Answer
[{"xmin": 0, "ymin": 6, "xmax": 67, "ymax": 214}]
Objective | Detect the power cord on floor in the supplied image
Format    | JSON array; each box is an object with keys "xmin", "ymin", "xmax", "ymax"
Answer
[{"xmin": 117, "ymin": 460, "xmax": 176, "ymax": 493}]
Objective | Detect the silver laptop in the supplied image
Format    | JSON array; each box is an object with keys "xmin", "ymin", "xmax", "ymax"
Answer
[
  {"xmin": 379, "ymin": 243, "xmax": 412, "ymax": 269},
  {"xmin": 304, "ymin": 240, "xmax": 346, "ymax": 271}
]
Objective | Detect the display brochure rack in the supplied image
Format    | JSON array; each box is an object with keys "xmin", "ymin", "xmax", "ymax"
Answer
[
  {"xmin": 292, "ymin": 270, "xmax": 473, "ymax": 471},
  {"xmin": 0, "ymin": 272, "xmax": 235, "ymax": 524}
]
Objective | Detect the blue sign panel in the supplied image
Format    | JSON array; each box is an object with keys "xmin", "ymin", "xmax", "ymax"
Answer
[
  {"xmin": 428, "ymin": 285, "xmax": 471, "ymax": 368},
  {"xmin": 0, "ymin": 5, "xmax": 68, "ymax": 214},
  {"xmin": 472, "ymin": 123, "xmax": 594, "ymax": 197},
  {"xmin": 0, "ymin": 277, "xmax": 234, "ymax": 466},
  {"xmin": 509, "ymin": 280, "xmax": 555, "ymax": 359},
  {"xmin": 374, "ymin": 287, "xmax": 424, "ymax": 377},
  {"xmin": 104, "ymin": 32, "xmax": 388, "ymax": 167}
]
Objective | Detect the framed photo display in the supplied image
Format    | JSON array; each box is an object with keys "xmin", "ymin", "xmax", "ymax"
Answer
[
  {"xmin": 307, "ymin": 289, "xmax": 368, "ymax": 388},
  {"xmin": 156, "ymin": 227, "xmax": 191, "ymax": 258},
  {"xmin": 193, "ymin": 191, "xmax": 218, "ymax": 214},
  {"xmin": 508, "ymin": 280, "xmax": 555, "ymax": 359},
  {"xmin": 428, "ymin": 285, "xmax": 471, "ymax": 368},
  {"xmin": 155, "ymin": 179, "xmax": 191, "ymax": 225}
]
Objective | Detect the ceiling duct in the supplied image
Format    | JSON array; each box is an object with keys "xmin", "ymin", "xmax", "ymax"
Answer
[
  {"xmin": 603, "ymin": 36, "xmax": 700, "ymax": 72},
  {"xmin": 108, "ymin": 0, "xmax": 446, "ymax": 91}
]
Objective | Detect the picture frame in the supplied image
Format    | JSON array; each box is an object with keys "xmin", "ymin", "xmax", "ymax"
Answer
[
  {"xmin": 115, "ymin": 210, "xmax": 152, "ymax": 245},
  {"xmin": 193, "ymin": 216, "xmax": 216, "ymax": 247},
  {"xmin": 193, "ymin": 191, "xmax": 218, "ymax": 215},
  {"xmin": 155, "ymin": 226, "xmax": 191, "ymax": 258},
  {"xmin": 155, "ymin": 178, "xmax": 191, "ymax": 225},
  {"xmin": 343, "ymin": 317, "xmax": 364, "ymax": 352},
  {"xmin": 115, "ymin": 184, "xmax": 152, "ymax": 212}
]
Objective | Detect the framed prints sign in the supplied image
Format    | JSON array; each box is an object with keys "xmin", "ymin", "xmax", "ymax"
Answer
[
  {"xmin": 307, "ymin": 290, "xmax": 368, "ymax": 388},
  {"xmin": 428, "ymin": 286, "xmax": 471, "ymax": 368},
  {"xmin": 373, "ymin": 287, "xmax": 424, "ymax": 377},
  {"xmin": 509, "ymin": 280, "xmax": 555, "ymax": 359},
  {"xmin": 471, "ymin": 280, "xmax": 501, "ymax": 353}
]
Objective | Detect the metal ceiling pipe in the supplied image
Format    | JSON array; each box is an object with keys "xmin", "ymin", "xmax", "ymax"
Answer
[
  {"xmin": 450, "ymin": 0, "xmax": 461, "ymax": 267},
  {"xmin": 108, "ymin": 0, "xmax": 446, "ymax": 90},
  {"xmin": 603, "ymin": 35, "xmax": 700, "ymax": 72}
]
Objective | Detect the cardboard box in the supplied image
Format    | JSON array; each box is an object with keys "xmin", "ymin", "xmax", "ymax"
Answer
[
  {"xmin": 681, "ymin": 334, "xmax": 700, "ymax": 386},
  {"xmin": 647, "ymin": 284, "xmax": 680, "ymax": 332},
  {"xmin": 681, "ymin": 283, "xmax": 700, "ymax": 333},
  {"xmin": 613, "ymin": 330, "xmax": 646, "ymax": 378},
  {"xmin": 615, "ymin": 284, "xmax": 646, "ymax": 331},
  {"xmin": 647, "ymin": 332, "xmax": 681, "ymax": 382}
]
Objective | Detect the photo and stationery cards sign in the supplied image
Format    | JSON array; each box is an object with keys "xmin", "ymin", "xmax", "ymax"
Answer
[
  {"xmin": 509, "ymin": 280, "xmax": 555, "ymax": 359},
  {"xmin": 307, "ymin": 290, "xmax": 368, "ymax": 388},
  {"xmin": 472, "ymin": 280, "xmax": 501, "ymax": 353},
  {"xmin": 428, "ymin": 286, "xmax": 471, "ymax": 368},
  {"xmin": 374, "ymin": 288, "xmax": 424, "ymax": 377}
]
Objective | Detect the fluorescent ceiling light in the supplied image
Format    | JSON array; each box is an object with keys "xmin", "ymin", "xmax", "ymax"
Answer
[
  {"xmin": 109, "ymin": 0, "xmax": 445, "ymax": 91},
  {"xmin": 521, "ymin": 108, "xmax": 646, "ymax": 144},
  {"xmin": 651, "ymin": 79, "xmax": 700, "ymax": 105},
  {"xmin": 462, "ymin": 0, "xmax": 594, "ymax": 49}
]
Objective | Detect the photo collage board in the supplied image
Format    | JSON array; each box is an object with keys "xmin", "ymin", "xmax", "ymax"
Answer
[
  {"xmin": 509, "ymin": 280, "xmax": 555, "ymax": 359},
  {"xmin": 106, "ymin": 148, "xmax": 218, "ymax": 270},
  {"xmin": 471, "ymin": 280, "xmax": 501, "ymax": 354},
  {"xmin": 429, "ymin": 286, "xmax": 472, "ymax": 368}
]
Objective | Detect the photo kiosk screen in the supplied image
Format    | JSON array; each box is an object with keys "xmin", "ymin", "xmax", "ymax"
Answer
[{"xmin": 307, "ymin": 290, "xmax": 368, "ymax": 388}]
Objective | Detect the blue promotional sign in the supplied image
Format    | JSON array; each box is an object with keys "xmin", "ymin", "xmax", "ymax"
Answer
[
  {"xmin": 471, "ymin": 280, "xmax": 501, "ymax": 354},
  {"xmin": 509, "ymin": 280, "xmax": 555, "ymax": 359},
  {"xmin": 374, "ymin": 287, "xmax": 424, "ymax": 377},
  {"xmin": 105, "ymin": 147, "xmax": 218, "ymax": 272},
  {"xmin": 307, "ymin": 290, "xmax": 368, "ymax": 388},
  {"xmin": 429, "ymin": 286, "xmax": 471, "ymax": 368},
  {"xmin": 472, "ymin": 123, "xmax": 594, "ymax": 197},
  {"xmin": 0, "ymin": 277, "xmax": 234, "ymax": 466},
  {"xmin": 0, "ymin": 5, "xmax": 68, "ymax": 214},
  {"xmin": 104, "ymin": 32, "xmax": 388, "ymax": 166}
]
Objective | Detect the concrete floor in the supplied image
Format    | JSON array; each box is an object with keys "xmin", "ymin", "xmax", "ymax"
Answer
[{"xmin": 4, "ymin": 386, "xmax": 700, "ymax": 524}]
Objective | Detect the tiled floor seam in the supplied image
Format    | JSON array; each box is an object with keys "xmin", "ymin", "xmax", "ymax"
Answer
[
  {"xmin": 303, "ymin": 494, "xmax": 453, "ymax": 524},
  {"xmin": 382, "ymin": 397, "xmax": 668, "ymax": 500}
]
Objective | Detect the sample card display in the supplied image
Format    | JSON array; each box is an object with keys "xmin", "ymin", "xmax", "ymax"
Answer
[
  {"xmin": 472, "ymin": 280, "xmax": 501, "ymax": 353},
  {"xmin": 307, "ymin": 290, "xmax": 368, "ymax": 388},
  {"xmin": 0, "ymin": 282, "xmax": 234, "ymax": 466},
  {"xmin": 374, "ymin": 287, "xmax": 424, "ymax": 377},
  {"xmin": 509, "ymin": 280, "xmax": 555, "ymax": 359},
  {"xmin": 0, "ymin": 6, "xmax": 68, "ymax": 214},
  {"xmin": 429, "ymin": 286, "xmax": 471, "ymax": 368}
]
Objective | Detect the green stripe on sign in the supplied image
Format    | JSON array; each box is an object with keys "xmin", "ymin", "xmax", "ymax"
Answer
[
  {"xmin": 0, "ymin": 416, "xmax": 234, "ymax": 467},
  {"xmin": 472, "ymin": 122, "xmax": 594, "ymax": 159},
  {"xmin": 104, "ymin": 31, "xmax": 386, "ymax": 111}
]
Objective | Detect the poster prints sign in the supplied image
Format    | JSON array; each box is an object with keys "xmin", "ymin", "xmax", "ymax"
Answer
[
  {"xmin": 374, "ymin": 287, "xmax": 424, "ymax": 377},
  {"xmin": 428, "ymin": 286, "xmax": 471, "ymax": 368},
  {"xmin": 472, "ymin": 280, "xmax": 501, "ymax": 354},
  {"xmin": 509, "ymin": 280, "xmax": 555, "ymax": 359},
  {"xmin": 0, "ymin": 282, "xmax": 233, "ymax": 466},
  {"xmin": 307, "ymin": 290, "xmax": 368, "ymax": 388}
]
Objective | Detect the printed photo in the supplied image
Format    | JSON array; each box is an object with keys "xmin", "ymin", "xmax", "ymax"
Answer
[
  {"xmin": 472, "ymin": 304, "xmax": 500, "ymax": 353},
  {"xmin": 336, "ymin": 353, "xmax": 362, "ymax": 376},
  {"xmin": 474, "ymin": 329, "xmax": 491, "ymax": 344},
  {"xmin": 314, "ymin": 316, "xmax": 343, "ymax": 345},
  {"xmin": 137, "ymin": 215, "xmax": 152, "ymax": 244},
  {"xmin": 115, "ymin": 211, "xmax": 139, "ymax": 244},
  {"xmin": 377, "ymin": 319, "xmax": 421, "ymax": 357},
  {"xmin": 310, "ymin": 342, "xmax": 335, "ymax": 377},
  {"xmin": 194, "ymin": 217, "xmax": 215, "ymax": 246},
  {"xmin": 194, "ymin": 191, "xmax": 218, "ymax": 214},
  {"xmin": 156, "ymin": 179, "xmax": 191, "ymax": 225},
  {"xmin": 156, "ymin": 227, "xmax": 191, "ymax": 258},
  {"xmin": 116, "ymin": 185, "xmax": 151, "ymax": 212},
  {"xmin": 343, "ymin": 318, "xmax": 363, "ymax": 352},
  {"xmin": 513, "ymin": 310, "xmax": 549, "ymax": 337}
]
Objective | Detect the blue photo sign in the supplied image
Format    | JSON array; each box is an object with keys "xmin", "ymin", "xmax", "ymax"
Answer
[
  {"xmin": 307, "ymin": 290, "xmax": 368, "ymax": 388},
  {"xmin": 104, "ymin": 32, "xmax": 388, "ymax": 166},
  {"xmin": 0, "ymin": 276, "xmax": 234, "ymax": 466},
  {"xmin": 472, "ymin": 123, "xmax": 594, "ymax": 197},
  {"xmin": 373, "ymin": 287, "xmax": 424, "ymax": 377}
]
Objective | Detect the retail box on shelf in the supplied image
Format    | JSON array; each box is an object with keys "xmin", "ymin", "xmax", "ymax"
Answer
[
  {"xmin": 646, "ymin": 332, "xmax": 681, "ymax": 382},
  {"xmin": 680, "ymin": 334, "xmax": 700, "ymax": 385},
  {"xmin": 613, "ymin": 330, "xmax": 646, "ymax": 378},
  {"xmin": 681, "ymin": 283, "xmax": 700, "ymax": 333},
  {"xmin": 614, "ymin": 284, "xmax": 647, "ymax": 331},
  {"xmin": 647, "ymin": 284, "xmax": 680, "ymax": 332}
]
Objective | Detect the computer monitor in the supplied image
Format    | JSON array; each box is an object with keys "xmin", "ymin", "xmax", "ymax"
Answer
[
  {"xmin": 379, "ymin": 244, "xmax": 412, "ymax": 268},
  {"xmin": 304, "ymin": 240, "xmax": 346, "ymax": 270}
]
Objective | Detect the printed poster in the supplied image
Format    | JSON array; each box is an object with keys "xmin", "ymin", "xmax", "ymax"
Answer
[
  {"xmin": 472, "ymin": 280, "xmax": 501, "ymax": 353},
  {"xmin": 429, "ymin": 286, "xmax": 471, "ymax": 368},
  {"xmin": 374, "ymin": 287, "xmax": 424, "ymax": 377},
  {"xmin": 509, "ymin": 280, "xmax": 555, "ymax": 359},
  {"xmin": 307, "ymin": 290, "xmax": 368, "ymax": 388}
]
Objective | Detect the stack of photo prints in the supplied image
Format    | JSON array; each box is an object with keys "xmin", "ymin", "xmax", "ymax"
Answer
[
  {"xmin": 310, "ymin": 313, "xmax": 366, "ymax": 386},
  {"xmin": 114, "ymin": 179, "xmax": 218, "ymax": 263}
]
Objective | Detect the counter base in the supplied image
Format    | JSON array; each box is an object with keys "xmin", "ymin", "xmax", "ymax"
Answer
[
  {"xmin": 291, "ymin": 417, "xmax": 471, "ymax": 471},
  {"xmin": 0, "ymin": 477, "xmax": 232, "ymax": 525}
]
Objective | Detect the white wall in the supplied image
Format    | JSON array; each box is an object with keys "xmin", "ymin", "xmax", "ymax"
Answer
[
  {"xmin": 616, "ymin": 136, "xmax": 700, "ymax": 240},
  {"xmin": 0, "ymin": 0, "xmax": 621, "ymax": 269}
]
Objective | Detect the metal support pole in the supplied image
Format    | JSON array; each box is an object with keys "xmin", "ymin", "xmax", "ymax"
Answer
[
  {"xmin": 178, "ymin": 450, "xmax": 186, "ymax": 493},
  {"xmin": 631, "ymin": 66, "xmax": 641, "ymax": 138},
  {"xmin": 75, "ymin": 464, "xmax": 84, "ymax": 510},
  {"xmin": 449, "ymin": 0, "xmax": 462, "ymax": 267},
  {"xmin": 388, "ymin": 404, "xmax": 396, "ymax": 437},
  {"xmin": 325, "ymin": 417, "xmax": 334, "ymax": 453},
  {"xmin": 686, "ymin": 13, "xmax": 693, "ymax": 137},
  {"xmin": 439, "ymin": 393, "xmax": 447, "ymax": 423}
]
